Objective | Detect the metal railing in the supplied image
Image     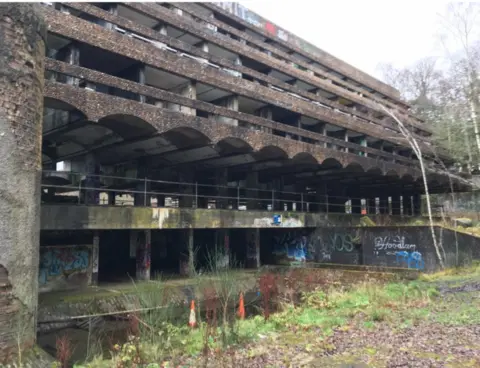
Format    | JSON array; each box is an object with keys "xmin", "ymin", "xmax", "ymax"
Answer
[{"xmin": 41, "ymin": 170, "xmax": 418, "ymax": 216}]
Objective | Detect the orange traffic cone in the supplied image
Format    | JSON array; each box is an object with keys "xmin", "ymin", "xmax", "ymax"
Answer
[
  {"xmin": 237, "ymin": 292, "xmax": 245, "ymax": 320},
  {"xmin": 188, "ymin": 300, "xmax": 197, "ymax": 328}
]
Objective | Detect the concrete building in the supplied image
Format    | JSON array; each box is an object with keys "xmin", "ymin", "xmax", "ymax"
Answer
[{"xmin": 0, "ymin": 2, "xmax": 472, "ymax": 356}]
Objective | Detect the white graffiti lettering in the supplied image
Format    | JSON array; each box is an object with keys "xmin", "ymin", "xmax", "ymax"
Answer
[{"xmin": 374, "ymin": 236, "xmax": 416, "ymax": 252}]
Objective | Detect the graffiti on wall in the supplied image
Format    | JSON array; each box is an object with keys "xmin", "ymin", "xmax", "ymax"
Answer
[
  {"xmin": 39, "ymin": 246, "xmax": 91, "ymax": 291},
  {"xmin": 373, "ymin": 235, "xmax": 423, "ymax": 270},
  {"xmin": 271, "ymin": 230, "xmax": 361, "ymax": 265},
  {"xmin": 217, "ymin": 3, "xmax": 340, "ymax": 58},
  {"xmin": 373, "ymin": 236, "xmax": 417, "ymax": 255},
  {"xmin": 253, "ymin": 217, "xmax": 303, "ymax": 228},
  {"xmin": 395, "ymin": 251, "xmax": 425, "ymax": 270}
]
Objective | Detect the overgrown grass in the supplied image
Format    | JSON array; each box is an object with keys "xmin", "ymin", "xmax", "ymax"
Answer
[{"xmin": 68, "ymin": 264, "xmax": 480, "ymax": 367}]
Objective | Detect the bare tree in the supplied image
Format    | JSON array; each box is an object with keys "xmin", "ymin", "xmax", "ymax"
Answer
[
  {"xmin": 377, "ymin": 103, "xmax": 445, "ymax": 269},
  {"xmin": 438, "ymin": 2, "xmax": 480, "ymax": 165}
]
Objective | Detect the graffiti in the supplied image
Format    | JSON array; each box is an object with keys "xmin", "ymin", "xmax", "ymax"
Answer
[
  {"xmin": 39, "ymin": 246, "xmax": 90, "ymax": 286},
  {"xmin": 396, "ymin": 251, "xmax": 424, "ymax": 270},
  {"xmin": 277, "ymin": 29, "xmax": 288, "ymax": 42},
  {"xmin": 374, "ymin": 236, "xmax": 416, "ymax": 254},
  {"xmin": 273, "ymin": 232, "xmax": 310, "ymax": 263},
  {"xmin": 265, "ymin": 21, "xmax": 276, "ymax": 35},
  {"xmin": 253, "ymin": 217, "xmax": 303, "ymax": 228}
]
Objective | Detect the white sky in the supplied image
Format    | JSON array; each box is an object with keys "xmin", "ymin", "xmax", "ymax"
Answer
[{"xmin": 238, "ymin": 0, "xmax": 452, "ymax": 79}]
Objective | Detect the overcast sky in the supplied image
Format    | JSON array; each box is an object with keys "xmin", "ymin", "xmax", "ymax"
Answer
[{"xmin": 238, "ymin": 0, "xmax": 452, "ymax": 79}]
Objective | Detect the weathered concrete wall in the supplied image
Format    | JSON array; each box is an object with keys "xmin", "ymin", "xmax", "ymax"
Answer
[
  {"xmin": 261, "ymin": 226, "xmax": 480, "ymax": 272},
  {"xmin": 40, "ymin": 205, "xmax": 417, "ymax": 230},
  {"xmin": 0, "ymin": 3, "xmax": 45, "ymax": 356},
  {"xmin": 39, "ymin": 245, "xmax": 93, "ymax": 293}
]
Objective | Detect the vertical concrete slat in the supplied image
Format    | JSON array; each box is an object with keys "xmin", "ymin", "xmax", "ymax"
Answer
[{"xmin": 91, "ymin": 231, "xmax": 100, "ymax": 285}]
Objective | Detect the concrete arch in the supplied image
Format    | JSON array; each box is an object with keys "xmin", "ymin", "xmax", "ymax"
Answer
[
  {"xmin": 385, "ymin": 169, "xmax": 401, "ymax": 179},
  {"xmin": 161, "ymin": 126, "xmax": 212, "ymax": 148},
  {"xmin": 291, "ymin": 152, "xmax": 319, "ymax": 165},
  {"xmin": 257, "ymin": 145, "xmax": 289, "ymax": 160},
  {"xmin": 344, "ymin": 162, "xmax": 367, "ymax": 173},
  {"xmin": 366, "ymin": 167, "xmax": 383, "ymax": 176},
  {"xmin": 320, "ymin": 157, "xmax": 343, "ymax": 169},
  {"xmin": 97, "ymin": 114, "xmax": 157, "ymax": 139},
  {"xmin": 43, "ymin": 96, "xmax": 89, "ymax": 119},
  {"xmin": 214, "ymin": 137, "xmax": 254, "ymax": 155}
]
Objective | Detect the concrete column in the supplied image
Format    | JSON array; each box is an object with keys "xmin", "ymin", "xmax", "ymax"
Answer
[
  {"xmin": 216, "ymin": 168, "xmax": 229, "ymax": 209},
  {"xmin": 134, "ymin": 159, "xmax": 151, "ymax": 207},
  {"xmin": 404, "ymin": 195, "xmax": 412, "ymax": 216},
  {"xmin": 92, "ymin": 231, "xmax": 100, "ymax": 285},
  {"xmin": 246, "ymin": 171, "xmax": 259, "ymax": 210},
  {"xmin": 379, "ymin": 197, "xmax": 389, "ymax": 214},
  {"xmin": 179, "ymin": 172, "xmax": 194, "ymax": 208},
  {"xmin": 84, "ymin": 153, "xmax": 100, "ymax": 205},
  {"xmin": 168, "ymin": 81, "xmax": 196, "ymax": 115},
  {"xmin": 133, "ymin": 230, "xmax": 151, "ymax": 281},
  {"xmin": 367, "ymin": 198, "xmax": 376, "ymax": 215},
  {"xmin": 413, "ymin": 194, "xmax": 421, "ymax": 216},
  {"xmin": 271, "ymin": 178, "xmax": 284, "ymax": 211},
  {"xmin": 391, "ymin": 195, "xmax": 401, "ymax": 215},
  {"xmin": 66, "ymin": 42, "xmax": 80, "ymax": 86},
  {"xmin": 246, "ymin": 228, "xmax": 260, "ymax": 268},
  {"xmin": 137, "ymin": 64, "xmax": 146, "ymax": 103},
  {"xmin": 256, "ymin": 106, "xmax": 273, "ymax": 133},
  {"xmin": 214, "ymin": 95, "xmax": 239, "ymax": 126},
  {"xmin": 216, "ymin": 229, "xmax": 230, "ymax": 269},
  {"xmin": 179, "ymin": 229, "xmax": 195, "ymax": 276},
  {"xmin": 0, "ymin": 3, "xmax": 45, "ymax": 356},
  {"xmin": 351, "ymin": 197, "xmax": 362, "ymax": 214}
]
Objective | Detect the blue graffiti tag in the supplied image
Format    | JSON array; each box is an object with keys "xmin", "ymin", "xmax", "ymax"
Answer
[
  {"xmin": 396, "ymin": 251, "xmax": 424, "ymax": 270},
  {"xmin": 39, "ymin": 248, "xmax": 90, "ymax": 285}
]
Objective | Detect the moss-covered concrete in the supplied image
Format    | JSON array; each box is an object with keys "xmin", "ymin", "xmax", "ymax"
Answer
[{"xmin": 41, "ymin": 205, "xmax": 425, "ymax": 230}]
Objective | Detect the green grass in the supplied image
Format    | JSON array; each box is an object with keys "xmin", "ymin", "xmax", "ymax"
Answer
[{"xmin": 70, "ymin": 265, "xmax": 480, "ymax": 367}]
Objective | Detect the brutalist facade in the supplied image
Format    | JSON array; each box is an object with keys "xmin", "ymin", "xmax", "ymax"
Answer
[{"xmin": 0, "ymin": 2, "xmax": 469, "ymax": 357}]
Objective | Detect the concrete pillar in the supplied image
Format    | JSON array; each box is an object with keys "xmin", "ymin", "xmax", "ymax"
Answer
[
  {"xmin": 246, "ymin": 171, "xmax": 259, "ymax": 210},
  {"xmin": 404, "ymin": 195, "xmax": 412, "ymax": 216},
  {"xmin": 132, "ymin": 230, "xmax": 151, "ymax": 281},
  {"xmin": 351, "ymin": 197, "xmax": 362, "ymax": 214},
  {"xmin": 108, "ymin": 191, "xmax": 116, "ymax": 205},
  {"xmin": 216, "ymin": 229, "xmax": 230, "ymax": 269},
  {"xmin": 0, "ymin": 3, "xmax": 45, "ymax": 356},
  {"xmin": 134, "ymin": 159, "xmax": 151, "ymax": 207},
  {"xmin": 413, "ymin": 194, "xmax": 421, "ymax": 216},
  {"xmin": 214, "ymin": 95, "xmax": 239, "ymax": 126},
  {"xmin": 256, "ymin": 106, "xmax": 273, "ymax": 133},
  {"xmin": 215, "ymin": 168, "xmax": 229, "ymax": 209},
  {"xmin": 84, "ymin": 153, "xmax": 100, "ymax": 205},
  {"xmin": 92, "ymin": 231, "xmax": 100, "ymax": 285},
  {"xmin": 137, "ymin": 64, "xmax": 146, "ymax": 103},
  {"xmin": 66, "ymin": 42, "xmax": 80, "ymax": 86},
  {"xmin": 391, "ymin": 195, "xmax": 401, "ymax": 216},
  {"xmin": 179, "ymin": 228, "xmax": 195, "ymax": 276},
  {"xmin": 380, "ymin": 197, "xmax": 389, "ymax": 214},
  {"xmin": 246, "ymin": 228, "xmax": 260, "ymax": 268},
  {"xmin": 179, "ymin": 172, "xmax": 194, "ymax": 208},
  {"xmin": 367, "ymin": 198, "xmax": 376, "ymax": 215},
  {"xmin": 168, "ymin": 81, "xmax": 196, "ymax": 115}
]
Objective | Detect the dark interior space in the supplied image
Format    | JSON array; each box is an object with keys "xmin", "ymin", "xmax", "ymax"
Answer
[
  {"xmin": 150, "ymin": 229, "xmax": 184, "ymax": 278},
  {"xmin": 40, "ymin": 230, "xmax": 94, "ymax": 246},
  {"xmin": 229, "ymin": 229, "xmax": 247, "ymax": 267},
  {"xmin": 98, "ymin": 230, "xmax": 133, "ymax": 283},
  {"xmin": 194, "ymin": 229, "xmax": 217, "ymax": 272}
]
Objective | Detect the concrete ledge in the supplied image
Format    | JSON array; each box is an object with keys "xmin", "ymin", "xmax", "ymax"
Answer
[{"xmin": 40, "ymin": 205, "xmax": 406, "ymax": 230}]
